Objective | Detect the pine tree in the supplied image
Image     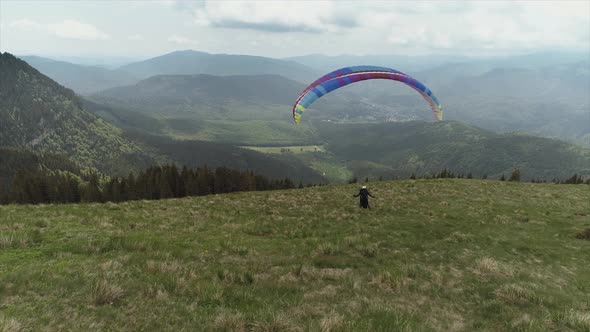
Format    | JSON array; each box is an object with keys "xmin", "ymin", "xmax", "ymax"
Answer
[
  {"xmin": 509, "ymin": 168, "xmax": 521, "ymax": 182},
  {"xmin": 82, "ymin": 172, "xmax": 102, "ymax": 202}
]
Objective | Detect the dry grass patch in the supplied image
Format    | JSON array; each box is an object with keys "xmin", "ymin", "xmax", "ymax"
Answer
[
  {"xmin": 0, "ymin": 232, "xmax": 30, "ymax": 249},
  {"xmin": 356, "ymin": 243, "xmax": 379, "ymax": 258},
  {"xmin": 251, "ymin": 313, "xmax": 302, "ymax": 332},
  {"xmin": 370, "ymin": 272, "xmax": 407, "ymax": 293},
  {"xmin": 319, "ymin": 312, "xmax": 345, "ymax": 332},
  {"xmin": 493, "ymin": 215, "xmax": 512, "ymax": 224},
  {"xmin": 213, "ymin": 311, "xmax": 247, "ymax": 332},
  {"xmin": 511, "ymin": 314, "xmax": 537, "ymax": 330},
  {"xmin": 302, "ymin": 267, "xmax": 352, "ymax": 281},
  {"xmin": 314, "ymin": 242, "xmax": 340, "ymax": 256},
  {"xmin": 426, "ymin": 307, "xmax": 465, "ymax": 332},
  {"xmin": 472, "ymin": 257, "xmax": 515, "ymax": 279},
  {"xmin": 99, "ymin": 260, "xmax": 123, "ymax": 272},
  {"xmin": 146, "ymin": 260, "xmax": 183, "ymax": 275},
  {"xmin": 343, "ymin": 235, "xmax": 363, "ymax": 247},
  {"xmin": 303, "ymin": 285, "xmax": 339, "ymax": 300},
  {"xmin": 280, "ymin": 266, "xmax": 352, "ymax": 284},
  {"xmin": 495, "ymin": 283, "xmax": 543, "ymax": 305},
  {"xmin": 0, "ymin": 315, "xmax": 24, "ymax": 332},
  {"xmin": 91, "ymin": 279, "xmax": 125, "ymax": 306},
  {"xmin": 444, "ymin": 231, "xmax": 473, "ymax": 243},
  {"xmin": 546, "ymin": 309, "xmax": 590, "ymax": 331},
  {"xmin": 0, "ymin": 233, "xmax": 17, "ymax": 249}
]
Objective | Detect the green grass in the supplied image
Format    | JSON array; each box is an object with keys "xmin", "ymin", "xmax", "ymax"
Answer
[{"xmin": 1, "ymin": 179, "xmax": 589, "ymax": 331}]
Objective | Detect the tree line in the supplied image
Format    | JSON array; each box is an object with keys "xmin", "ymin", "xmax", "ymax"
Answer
[
  {"xmin": 349, "ymin": 168, "xmax": 590, "ymax": 184},
  {"xmin": 1, "ymin": 164, "xmax": 297, "ymax": 205}
]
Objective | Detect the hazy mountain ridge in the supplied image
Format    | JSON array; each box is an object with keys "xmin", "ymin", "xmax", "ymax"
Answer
[
  {"xmin": 20, "ymin": 56, "xmax": 138, "ymax": 95},
  {"xmin": 21, "ymin": 50, "xmax": 589, "ymax": 146},
  {"xmin": 287, "ymin": 51, "xmax": 590, "ymax": 76},
  {"xmin": 119, "ymin": 50, "xmax": 320, "ymax": 83},
  {"xmin": 20, "ymin": 50, "xmax": 320, "ymax": 95},
  {"xmin": 6, "ymin": 51, "xmax": 589, "ymax": 184},
  {"xmin": 94, "ymin": 74, "xmax": 307, "ymax": 109}
]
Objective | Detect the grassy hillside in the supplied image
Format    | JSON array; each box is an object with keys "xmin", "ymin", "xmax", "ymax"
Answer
[{"xmin": 0, "ymin": 179, "xmax": 589, "ymax": 331}]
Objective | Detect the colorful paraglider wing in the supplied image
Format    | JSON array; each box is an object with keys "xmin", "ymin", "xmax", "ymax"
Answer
[
  {"xmin": 293, "ymin": 66, "xmax": 409, "ymax": 109},
  {"xmin": 293, "ymin": 68, "xmax": 442, "ymax": 123}
]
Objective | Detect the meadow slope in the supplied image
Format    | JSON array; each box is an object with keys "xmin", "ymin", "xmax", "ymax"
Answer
[{"xmin": 1, "ymin": 179, "xmax": 589, "ymax": 331}]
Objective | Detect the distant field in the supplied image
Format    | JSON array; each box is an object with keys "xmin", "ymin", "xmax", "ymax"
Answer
[
  {"xmin": 241, "ymin": 145, "xmax": 326, "ymax": 154},
  {"xmin": 165, "ymin": 120, "xmax": 320, "ymax": 146},
  {"xmin": 1, "ymin": 180, "xmax": 589, "ymax": 331}
]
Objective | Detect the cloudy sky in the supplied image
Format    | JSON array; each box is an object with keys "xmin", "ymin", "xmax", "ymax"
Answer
[{"xmin": 1, "ymin": 0, "xmax": 589, "ymax": 58}]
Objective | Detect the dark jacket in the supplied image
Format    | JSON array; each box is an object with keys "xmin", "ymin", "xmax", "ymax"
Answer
[{"xmin": 353, "ymin": 188, "xmax": 375, "ymax": 208}]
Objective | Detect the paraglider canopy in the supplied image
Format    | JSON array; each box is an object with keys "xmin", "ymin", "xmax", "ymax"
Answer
[{"xmin": 292, "ymin": 66, "xmax": 442, "ymax": 124}]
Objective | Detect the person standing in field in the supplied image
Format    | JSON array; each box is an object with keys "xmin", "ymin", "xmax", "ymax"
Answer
[{"xmin": 353, "ymin": 185, "xmax": 375, "ymax": 209}]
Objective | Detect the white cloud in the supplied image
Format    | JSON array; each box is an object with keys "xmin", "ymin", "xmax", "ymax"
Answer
[
  {"xmin": 9, "ymin": 19, "xmax": 44, "ymax": 31},
  {"xmin": 4, "ymin": 1, "xmax": 589, "ymax": 57},
  {"xmin": 48, "ymin": 20, "xmax": 109, "ymax": 40},
  {"xmin": 168, "ymin": 34, "xmax": 198, "ymax": 45},
  {"xmin": 128, "ymin": 34, "xmax": 145, "ymax": 41},
  {"xmin": 182, "ymin": 0, "xmax": 357, "ymax": 33},
  {"xmin": 164, "ymin": 0, "xmax": 589, "ymax": 55},
  {"xmin": 354, "ymin": 1, "xmax": 590, "ymax": 54},
  {"xmin": 10, "ymin": 19, "xmax": 109, "ymax": 40}
]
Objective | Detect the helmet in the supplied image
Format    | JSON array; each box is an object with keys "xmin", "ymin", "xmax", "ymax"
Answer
[{"xmin": 361, "ymin": 186, "xmax": 367, "ymax": 189}]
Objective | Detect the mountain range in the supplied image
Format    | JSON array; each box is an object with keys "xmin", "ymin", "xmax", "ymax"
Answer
[
  {"xmin": 119, "ymin": 50, "xmax": 319, "ymax": 83},
  {"xmin": 86, "ymin": 64, "xmax": 590, "ymax": 181},
  {"xmin": 2, "ymin": 51, "xmax": 589, "ymax": 186},
  {"xmin": 22, "ymin": 49, "xmax": 589, "ymax": 146},
  {"xmin": 20, "ymin": 50, "xmax": 319, "ymax": 95},
  {"xmin": 20, "ymin": 56, "xmax": 138, "ymax": 95},
  {"xmin": 0, "ymin": 52, "xmax": 325, "ymax": 183}
]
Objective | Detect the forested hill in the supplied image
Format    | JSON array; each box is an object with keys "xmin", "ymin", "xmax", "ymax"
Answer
[
  {"xmin": 0, "ymin": 147, "xmax": 85, "ymax": 197},
  {"xmin": 317, "ymin": 121, "xmax": 590, "ymax": 180},
  {"xmin": 0, "ymin": 53, "xmax": 327, "ymax": 184},
  {"xmin": 0, "ymin": 52, "xmax": 156, "ymax": 174}
]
